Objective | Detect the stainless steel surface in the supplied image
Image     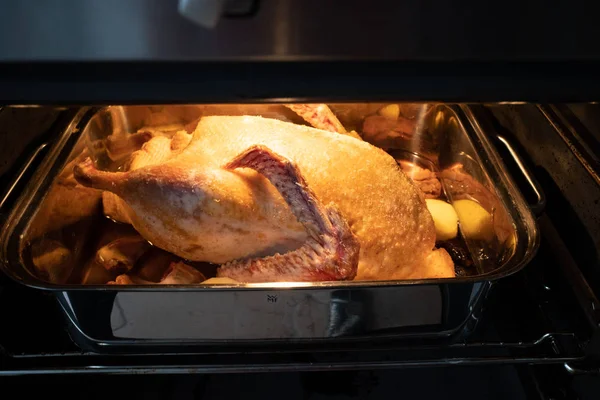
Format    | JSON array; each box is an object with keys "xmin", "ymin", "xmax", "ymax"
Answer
[
  {"xmin": 463, "ymin": 106, "xmax": 548, "ymax": 221},
  {"xmin": 538, "ymin": 104, "xmax": 600, "ymax": 187},
  {"xmin": 94, "ymin": 285, "xmax": 447, "ymax": 340},
  {"xmin": 0, "ymin": 106, "xmax": 62, "ymax": 178},
  {"xmin": 49, "ymin": 280, "xmax": 487, "ymax": 346},
  {"xmin": 564, "ymin": 103, "xmax": 600, "ymax": 144},
  {"xmin": 493, "ymin": 133, "xmax": 546, "ymax": 215},
  {"xmin": 485, "ymin": 103, "xmax": 600, "ymax": 296},
  {"xmin": 107, "ymin": 288, "xmax": 439, "ymax": 340},
  {"xmin": 0, "ymin": 332, "xmax": 585, "ymax": 375},
  {"xmin": 178, "ymin": 0, "xmax": 257, "ymax": 29},
  {"xmin": 0, "ymin": 0, "xmax": 599, "ymax": 62},
  {"xmin": 537, "ymin": 214, "xmax": 600, "ymax": 330},
  {"xmin": 0, "ymin": 143, "xmax": 47, "ymax": 210}
]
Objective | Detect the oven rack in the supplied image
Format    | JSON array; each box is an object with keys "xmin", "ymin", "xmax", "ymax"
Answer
[{"xmin": 0, "ymin": 332, "xmax": 588, "ymax": 376}]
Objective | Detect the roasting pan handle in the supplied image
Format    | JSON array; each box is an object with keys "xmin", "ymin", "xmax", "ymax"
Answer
[
  {"xmin": 495, "ymin": 135, "xmax": 546, "ymax": 216},
  {"xmin": 0, "ymin": 143, "xmax": 48, "ymax": 214}
]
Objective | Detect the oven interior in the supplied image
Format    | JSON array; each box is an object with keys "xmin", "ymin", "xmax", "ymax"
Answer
[
  {"xmin": 0, "ymin": 1, "xmax": 599, "ymax": 394},
  {"xmin": 0, "ymin": 100, "xmax": 598, "ymax": 391}
]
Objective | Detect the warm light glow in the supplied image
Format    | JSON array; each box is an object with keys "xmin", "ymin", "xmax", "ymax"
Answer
[{"xmin": 247, "ymin": 282, "xmax": 315, "ymax": 288}]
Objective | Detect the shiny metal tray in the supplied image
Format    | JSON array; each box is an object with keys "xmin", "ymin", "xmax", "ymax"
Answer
[{"xmin": 0, "ymin": 103, "xmax": 539, "ymax": 348}]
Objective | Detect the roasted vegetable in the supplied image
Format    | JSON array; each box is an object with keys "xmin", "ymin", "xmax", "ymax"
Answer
[
  {"xmin": 453, "ymin": 199, "xmax": 494, "ymax": 241},
  {"xmin": 425, "ymin": 199, "xmax": 458, "ymax": 241}
]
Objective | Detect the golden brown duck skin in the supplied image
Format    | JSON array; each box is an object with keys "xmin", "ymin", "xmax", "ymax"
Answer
[
  {"xmin": 74, "ymin": 115, "xmax": 455, "ymax": 281},
  {"xmin": 74, "ymin": 145, "xmax": 361, "ymax": 283}
]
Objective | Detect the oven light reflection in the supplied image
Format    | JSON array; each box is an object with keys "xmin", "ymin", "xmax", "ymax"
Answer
[{"xmin": 247, "ymin": 282, "xmax": 314, "ymax": 288}]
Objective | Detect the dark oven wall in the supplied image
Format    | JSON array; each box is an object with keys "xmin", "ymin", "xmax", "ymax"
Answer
[
  {"xmin": 0, "ymin": 107, "xmax": 64, "ymax": 191},
  {"xmin": 484, "ymin": 104, "xmax": 600, "ymax": 297},
  {"xmin": 1, "ymin": 0, "xmax": 600, "ymax": 103},
  {"xmin": 1, "ymin": 0, "xmax": 599, "ymax": 62}
]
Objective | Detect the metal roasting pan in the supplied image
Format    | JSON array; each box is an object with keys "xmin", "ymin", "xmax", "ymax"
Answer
[{"xmin": 0, "ymin": 103, "xmax": 540, "ymax": 353}]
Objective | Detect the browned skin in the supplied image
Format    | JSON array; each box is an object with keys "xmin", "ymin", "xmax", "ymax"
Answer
[
  {"xmin": 285, "ymin": 104, "xmax": 363, "ymax": 140},
  {"xmin": 217, "ymin": 146, "xmax": 360, "ymax": 282},
  {"xmin": 285, "ymin": 104, "xmax": 348, "ymax": 134},
  {"xmin": 293, "ymin": 105, "xmax": 441, "ymax": 199},
  {"xmin": 79, "ymin": 146, "xmax": 360, "ymax": 283},
  {"xmin": 398, "ymin": 160, "xmax": 442, "ymax": 199},
  {"xmin": 102, "ymin": 130, "xmax": 194, "ymax": 224},
  {"xmin": 74, "ymin": 115, "xmax": 455, "ymax": 281}
]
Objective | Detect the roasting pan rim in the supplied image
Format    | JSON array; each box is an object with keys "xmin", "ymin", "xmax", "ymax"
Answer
[{"xmin": 0, "ymin": 102, "xmax": 539, "ymax": 291}]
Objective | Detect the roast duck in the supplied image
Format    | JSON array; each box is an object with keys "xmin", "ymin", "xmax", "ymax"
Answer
[{"xmin": 67, "ymin": 105, "xmax": 455, "ymax": 283}]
